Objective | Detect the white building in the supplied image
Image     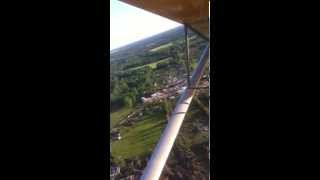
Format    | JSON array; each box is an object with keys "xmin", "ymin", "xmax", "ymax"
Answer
[
  {"xmin": 141, "ymin": 97, "xmax": 151, "ymax": 103},
  {"xmin": 177, "ymin": 86, "xmax": 187, "ymax": 94}
]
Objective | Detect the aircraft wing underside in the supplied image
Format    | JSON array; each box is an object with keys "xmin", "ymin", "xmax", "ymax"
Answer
[{"xmin": 119, "ymin": 0, "xmax": 209, "ymax": 39}]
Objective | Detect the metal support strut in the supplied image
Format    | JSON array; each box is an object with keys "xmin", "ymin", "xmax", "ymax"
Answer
[
  {"xmin": 140, "ymin": 44, "xmax": 210, "ymax": 180},
  {"xmin": 184, "ymin": 24, "xmax": 191, "ymax": 87}
]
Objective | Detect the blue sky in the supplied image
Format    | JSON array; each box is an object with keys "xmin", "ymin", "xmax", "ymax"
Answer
[{"xmin": 110, "ymin": 0, "xmax": 181, "ymax": 50}]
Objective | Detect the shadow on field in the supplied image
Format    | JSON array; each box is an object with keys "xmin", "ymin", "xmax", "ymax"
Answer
[{"xmin": 130, "ymin": 121, "xmax": 166, "ymax": 143}]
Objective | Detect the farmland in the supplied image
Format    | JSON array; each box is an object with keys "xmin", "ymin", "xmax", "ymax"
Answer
[
  {"xmin": 111, "ymin": 111, "xmax": 166, "ymax": 165},
  {"xmin": 149, "ymin": 42, "xmax": 173, "ymax": 52},
  {"xmin": 110, "ymin": 26, "xmax": 209, "ymax": 180}
]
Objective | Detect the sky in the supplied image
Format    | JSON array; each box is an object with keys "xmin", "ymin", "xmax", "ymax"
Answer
[{"xmin": 110, "ymin": 0, "xmax": 181, "ymax": 50}]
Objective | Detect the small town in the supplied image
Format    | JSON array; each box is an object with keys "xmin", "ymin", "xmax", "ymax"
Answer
[
  {"xmin": 141, "ymin": 75, "xmax": 209, "ymax": 104},
  {"xmin": 110, "ymin": 75, "xmax": 209, "ymax": 180}
]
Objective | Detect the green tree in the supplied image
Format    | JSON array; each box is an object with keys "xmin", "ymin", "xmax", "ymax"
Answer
[
  {"xmin": 118, "ymin": 80, "xmax": 128, "ymax": 93},
  {"xmin": 169, "ymin": 46, "xmax": 179, "ymax": 61},
  {"xmin": 127, "ymin": 92, "xmax": 136, "ymax": 106},
  {"xmin": 162, "ymin": 99, "xmax": 172, "ymax": 119},
  {"xmin": 132, "ymin": 88, "xmax": 138, "ymax": 97},
  {"xmin": 156, "ymin": 61, "xmax": 170, "ymax": 69},
  {"xmin": 123, "ymin": 96, "xmax": 133, "ymax": 108}
]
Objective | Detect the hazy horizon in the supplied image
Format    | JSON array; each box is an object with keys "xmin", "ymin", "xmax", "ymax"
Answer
[
  {"xmin": 110, "ymin": 25, "xmax": 183, "ymax": 53},
  {"xmin": 110, "ymin": 0, "xmax": 181, "ymax": 51}
]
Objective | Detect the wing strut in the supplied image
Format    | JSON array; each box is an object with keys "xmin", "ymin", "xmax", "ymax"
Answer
[
  {"xmin": 140, "ymin": 44, "xmax": 209, "ymax": 180},
  {"xmin": 184, "ymin": 24, "xmax": 191, "ymax": 87}
]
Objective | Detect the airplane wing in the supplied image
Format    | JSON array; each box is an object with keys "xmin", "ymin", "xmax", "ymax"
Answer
[{"xmin": 120, "ymin": 0, "xmax": 209, "ymax": 40}]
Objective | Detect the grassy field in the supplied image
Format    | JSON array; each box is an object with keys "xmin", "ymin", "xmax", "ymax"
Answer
[
  {"xmin": 126, "ymin": 57, "xmax": 172, "ymax": 72},
  {"xmin": 111, "ymin": 111, "xmax": 166, "ymax": 165},
  {"xmin": 110, "ymin": 107, "xmax": 133, "ymax": 129},
  {"xmin": 149, "ymin": 42, "xmax": 173, "ymax": 52}
]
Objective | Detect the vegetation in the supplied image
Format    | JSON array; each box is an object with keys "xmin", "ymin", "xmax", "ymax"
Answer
[
  {"xmin": 111, "ymin": 112, "xmax": 166, "ymax": 165},
  {"xmin": 149, "ymin": 42, "xmax": 173, "ymax": 52},
  {"xmin": 110, "ymin": 26, "xmax": 209, "ymax": 179},
  {"xmin": 162, "ymin": 99, "xmax": 172, "ymax": 119},
  {"xmin": 110, "ymin": 107, "xmax": 132, "ymax": 129},
  {"xmin": 110, "ymin": 66, "xmax": 153, "ymax": 111},
  {"xmin": 126, "ymin": 57, "xmax": 172, "ymax": 71}
]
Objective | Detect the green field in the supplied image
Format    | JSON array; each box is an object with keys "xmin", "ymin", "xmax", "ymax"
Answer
[
  {"xmin": 126, "ymin": 57, "xmax": 172, "ymax": 72},
  {"xmin": 111, "ymin": 111, "xmax": 166, "ymax": 165},
  {"xmin": 110, "ymin": 107, "xmax": 133, "ymax": 129},
  {"xmin": 149, "ymin": 42, "xmax": 173, "ymax": 52}
]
